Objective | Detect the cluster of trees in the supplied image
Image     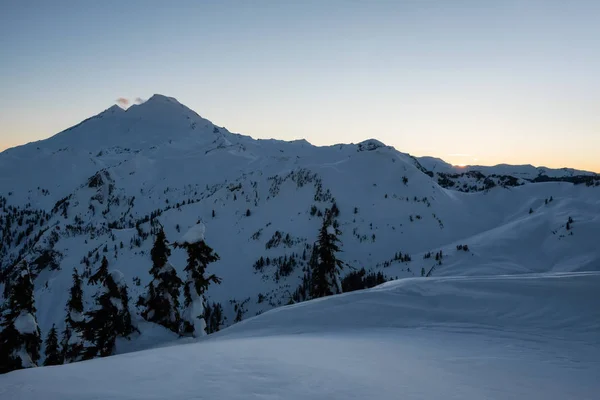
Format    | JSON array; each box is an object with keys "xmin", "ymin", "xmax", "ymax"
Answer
[
  {"xmin": 392, "ymin": 251, "xmax": 411, "ymax": 262},
  {"xmin": 265, "ymin": 230, "xmax": 294, "ymax": 249},
  {"xmin": 0, "ymin": 197, "xmax": 53, "ymax": 266},
  {"xmin": 0, "ymin": 224, "xmax": 222, "ymax": 374},
  {"xmin": 377, "ymin": 251, "xmax": 412, "ymax": 268},
  {"xmin": 424, "ymin": 250, "xmax": 444, "ymax": 263},
  {"xmin": 255, "ymin": 204, "xmax": 346, "ymax": 304},
  {"xmin": 0, "ymin": 258, "xmax": 135, "ymax": 374},
  {"xmin": 0, "ymin": 261, "xmax": 42, "ymax": 373},
  {"xmin": 136, "ymin": 225, "xmax": 222, "ymax": 337},
  {"xmin": 436, "ymin": 171, "xmax": 524, "ymax": 192},
  {"xmin": 341, "ymin": 268, "xmax": 386, "ymax": 293}
]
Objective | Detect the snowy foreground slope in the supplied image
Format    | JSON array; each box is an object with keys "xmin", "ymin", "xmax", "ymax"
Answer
[{"xmin": 2, "ymin": 272, "xmax": 599, "ymax": 399}]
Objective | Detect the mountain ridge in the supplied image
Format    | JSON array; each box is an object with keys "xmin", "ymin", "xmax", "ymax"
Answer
[{"xmin": 2, "ymin": 94, "xmax": 598, "ymax": 176}]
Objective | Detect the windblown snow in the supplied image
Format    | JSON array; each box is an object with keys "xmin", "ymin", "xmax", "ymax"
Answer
[
  {"xmin": 0, "ymin": 94, "xmax": 599, "ymax": 398},
  {"xmin": 13, "ymin": 312, "xmax": 39, "ymax": 335},
  {"xmin": 180, "ymin": 223, "xmax": 206, "ymax": 244},
  {"xmin": 1, "ymin": 272, "xmax": 599, "ymax": 399}
]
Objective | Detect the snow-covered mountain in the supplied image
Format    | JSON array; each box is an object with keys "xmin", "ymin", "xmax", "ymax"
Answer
[
  {"xmin": 1, "ymin": 94, "xmax": 599, "ymax": 364},
  {"xmin": 417, "ymin": 155, "xmax": 596, "ymax": 180}
]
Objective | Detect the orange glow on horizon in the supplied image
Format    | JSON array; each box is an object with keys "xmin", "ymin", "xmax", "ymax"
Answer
[{"xmin": 1, "ymin": 138, "xmax": 599, "ymax": 174}]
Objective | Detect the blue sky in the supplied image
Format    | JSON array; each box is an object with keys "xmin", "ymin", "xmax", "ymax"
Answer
[{"xmin": 1, "ymin": 0, "xmax": 599, "ymax": 171}]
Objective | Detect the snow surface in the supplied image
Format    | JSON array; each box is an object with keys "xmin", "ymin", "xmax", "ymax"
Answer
[
  {"xmin": 14, "ymin": 350, "xmax": 37, "ymax": 369},
  {"xmin": 13, "ymin": 312, "xmax": 39, "ymax": 335},
  {"xmin": 181, "ymin": 295, "xmax": 207, "ymax": 337},
  {"xmin": 109, "ymin": 269, "xmax": 125, "ymax": 284},
  {"xmin": 68, "ymin": 311, "xmax": 84, "ymax": 323},
  {"xmin": 1, "ymin": 272, "xmax": 598, "ymax": 399},
  {"xmin": 180, "ymin": 222, "xmax": 206, "ymax": 244}
]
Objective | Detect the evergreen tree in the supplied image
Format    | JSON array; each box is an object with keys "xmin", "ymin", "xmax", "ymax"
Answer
[
  {"xmin": 331, "ymin": 202, "xmax": 340, "ymax": 217},
  {"xmin": 82, "ymin": 268, "xmax": 135, "ymax": 360},
  {"xmin": 141, "ymin": 228, "xmax": 183, "ymax": 333},
  {"xmin": 174, "ymin": 224, "xmax": 221, "ymax": 337},
  {"xmin": 43, "ymin": 324, "xmax": 62, "ymax": 366},
  {"xmin": 309, "ymin": 210, "xmax": 344, "ymax": 299},
  {"xmin": 340, "ymin": 268, "xmax": 387, "ymax": 293},
  {"xmin": 204, "ymin": 302, "xmax": 225, "ymax": 334},
  {"xmin": 62, "ymin": 268, "xmax": 85, "ymax": 363},
  {"xmin": 289, "ymin": 268, "xmax": 311, "ymax": 304},
  {"xmin": 88, "ymin": 255, "xmax": 109, "ymax": 285},
  {"xmin": 0, "ymin": 260, "xmax": 42, "ymax": 374}
]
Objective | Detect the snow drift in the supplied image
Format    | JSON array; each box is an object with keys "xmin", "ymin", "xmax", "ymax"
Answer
[{"xmin": 1, "ymin": 272, "xmax": 598, "ymax": 399}]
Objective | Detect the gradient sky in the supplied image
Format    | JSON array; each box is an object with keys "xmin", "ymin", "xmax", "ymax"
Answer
[{"xmin": 1, "ymin": 0, "xmax": 599, "ymax": 171}]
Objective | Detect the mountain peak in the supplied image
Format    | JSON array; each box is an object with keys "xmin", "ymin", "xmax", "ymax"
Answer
[
  {"xmin": 20, "ymin": 94, "xmax": 216, "ymax": 154},
  {"xmin": 357, "ymin": 139, "xmax": 387, "ymax": 151},
  {"xmin": 104, "ymin": 104, "xmax": 126, "ymax": 114},
  {"xmin": 146, "ymin": 94, "xmax": 181, "ymax": 105},
  {"xmin": 127, "ymin": 93, "xmax": 199, "ymax": 118}
]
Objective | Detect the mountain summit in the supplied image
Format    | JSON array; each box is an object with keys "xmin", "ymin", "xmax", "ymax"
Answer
[{"xmin": 39, "ymin": 94, "xmax": 217, "ymax": 153}]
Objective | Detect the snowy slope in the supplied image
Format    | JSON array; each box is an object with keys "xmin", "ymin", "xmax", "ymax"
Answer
[
  {"xmin": 0, "ymin": 94, "xmax": 599, "ymax": 360},
  {"xmin": 1, "ymin": 272, "xmax": 598, "ymax": 399}
]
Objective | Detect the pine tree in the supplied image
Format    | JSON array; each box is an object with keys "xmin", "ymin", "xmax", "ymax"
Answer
[
  {"xmin": 204, "ymin": 302, "xmax": 225, "ymax": 334},
  {"xmin": 174, "ymin": 224, "xmax": 221, "ymax": 337},
  {"xmin": 88, "ymin": 255, "xmax": 109, "ymax": 285},
  {"xmin": 309, "ymin": 210, "xmax": 344, "ymax": 299},
  {"xmin": 331, "ymin": 202, "xmax": 340, "ymax": 217},
  {"xmin": 82, "ymin": 268, "xmax": 135, "ymax": 360},
  {"xmin": 0, "ymin": 260, "xmax": 42, "ymax": 374},
  {"xmin": 43, "ymin": 324, "xmax": 62, "ymax": 366},
  {"xmin": 289, "ymin": 268, "xmax": 311, "ymax": 304},
  {"xmin": 62, "ymin": 268, "xmax": 85, "ymax": 363},
  {"xmin": 141, "ymin": 228, "xmax": 182, "ymax": 333}
]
